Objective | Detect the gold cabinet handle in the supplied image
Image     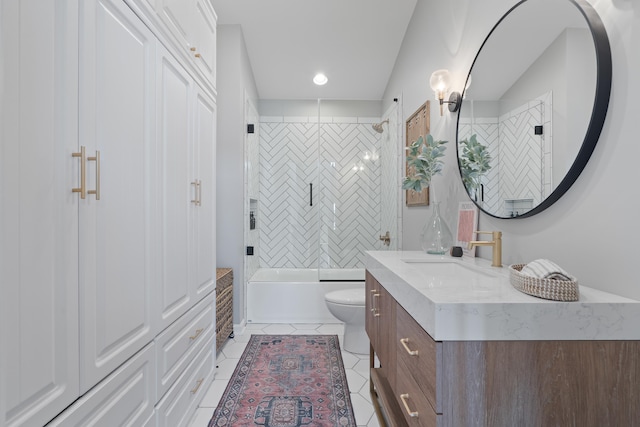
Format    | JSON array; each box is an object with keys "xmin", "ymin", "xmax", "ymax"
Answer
[
  {"xmin": 191, "ymin": 181, "xmax": 199, "ymax": 205},
  {"xmin": 190, "ymin": 47, "xmax": 196, "ymax": 51},
  {"xmin": 190, "ymin": 378, "xmax": 204, "ymax": 394},
  {"xmin": 400, "ymin": 393, "xmax": 419, "ymax": 418},
  {"xmin": 195, "ymin": 53, "xmax": 201, "ymax": 58},
  {"xmin": 72, "ymin": 146, "xmax": 87, "ymax": 199},
  {"xmin": 87, "ymin": 151, "xmax": 100, "ymax": 200},
  {"xmin": 197, "ymin": 179, "xmax": 202, "ymax": 205},
  {"xmin": 400, "ymin": 338, "xmax": 419, "ymax": 356},
  {"xmin": 189, "ymin": 328, "xmax": 204, "ymax": 341}
]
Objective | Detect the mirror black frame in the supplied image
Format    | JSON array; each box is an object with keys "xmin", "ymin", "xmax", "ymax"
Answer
[{"xmin": 456, "ymin": 0, "xmax": 612, "ymax": 219}]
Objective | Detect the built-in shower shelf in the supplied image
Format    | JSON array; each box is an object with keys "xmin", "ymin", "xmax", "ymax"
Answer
[{"xmin": 249, "ymin": 198, "xmax": 258, "ymax": 231}]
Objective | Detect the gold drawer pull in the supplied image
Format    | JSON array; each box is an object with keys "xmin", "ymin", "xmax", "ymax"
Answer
[
  {"xmin": 190, "ymin": 378, "xmax": 204, "ymax": 394},
  {"xmin": 371, "ymin": 293, "xmax": 380, "ymax": 316},
  {"xmin": 400, "ymin": 393, "xmax": 419, "ymax": 418},
  {"xmin": 189, "ymin": 328, "xmax": 204, "ymax": 341},
  {"xmin": 400, "ymin": 338, "xmax": 419, "ymax": 356}
]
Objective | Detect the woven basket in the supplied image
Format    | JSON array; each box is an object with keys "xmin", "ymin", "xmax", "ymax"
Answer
[
  {"xmin": 509, "ymin": 264, "xmax": 579, "ymax": 301},
  {"xmin": 215, "ymin": 268, "xmax": 234, "ymax": 351}
]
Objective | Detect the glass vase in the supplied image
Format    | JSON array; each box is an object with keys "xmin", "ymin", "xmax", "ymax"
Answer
[{"xmin": 421, "ymin": 201, "xmax": 453, "ymax": 255}]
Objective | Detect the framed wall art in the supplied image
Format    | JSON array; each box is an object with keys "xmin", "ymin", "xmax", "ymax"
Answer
[{"xmin": 405, "ymin": 101, "xmax": 430, "ymax": 206}]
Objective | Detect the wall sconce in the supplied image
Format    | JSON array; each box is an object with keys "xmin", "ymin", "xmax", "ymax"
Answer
[{"xmin": 429, "ymin": 69, "xmax": 462, "ymax": 116}]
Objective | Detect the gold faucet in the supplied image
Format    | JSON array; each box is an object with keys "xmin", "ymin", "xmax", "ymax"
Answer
[
  {"xmin": 379, "ymin": 231, "xmax": 391, "ymax": 247},
  {"xmin": 469, "ymin": 231, "xmax": 502, "ymax": 267}
]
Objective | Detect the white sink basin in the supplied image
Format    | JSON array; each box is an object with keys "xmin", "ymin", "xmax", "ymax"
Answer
[{"xmin": 401, "ymin": 259, "xmax": 498, "ymax": 282}]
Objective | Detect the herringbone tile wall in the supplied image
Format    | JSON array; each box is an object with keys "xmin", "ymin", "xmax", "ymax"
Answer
[
  {"xmin": 458, "ymin": 119, "xmax": 501, "ymax": 213},
  {"xmin": 499, "ymin": 99, "xmax": 545, "ymax": 210},
  {"xmin": 259, "ymin": 117, "xmax": 382, "ymax": 269},
  {"xmin": 459, "ymin": 92, "xmax": 552, "ymax": 217}
]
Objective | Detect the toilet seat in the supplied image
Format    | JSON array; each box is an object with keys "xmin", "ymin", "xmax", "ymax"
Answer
[{"xmin": 324, "ymin": 289, "xmax": 365, "ymax": 306}]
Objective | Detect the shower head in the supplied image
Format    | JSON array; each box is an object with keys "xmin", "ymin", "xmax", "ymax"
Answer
[{"xmin": 372, "ymin": 119, "xmax": 389, "ymax": 133}]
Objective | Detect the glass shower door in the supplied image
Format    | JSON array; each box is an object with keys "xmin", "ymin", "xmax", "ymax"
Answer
[
  {"xmin": 317, "ymin": 100, "xmax": 400, "ymax": 281},
  {"xmin": 258, "ymin": 101, "xmax": 319, "ymax": 269}
]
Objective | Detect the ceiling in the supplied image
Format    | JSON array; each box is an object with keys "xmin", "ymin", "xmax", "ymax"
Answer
[{"xmin": 211, "ymin": 0, "xmax": 418, "ymax": 100}]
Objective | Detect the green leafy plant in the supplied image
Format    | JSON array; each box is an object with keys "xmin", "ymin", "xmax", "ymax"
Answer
[
  {"xmin": 402, "ymin": 134, "xmax": 448, "ymax": 192},
  {"xmin": 458, "ymin": 134, "xmax": 492, "ymax": 195}
]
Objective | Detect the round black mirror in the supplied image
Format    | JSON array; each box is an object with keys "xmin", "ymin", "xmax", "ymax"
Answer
[{"xmin": 456, "ymin": 0, "xmax": 611, "ymax": 218}]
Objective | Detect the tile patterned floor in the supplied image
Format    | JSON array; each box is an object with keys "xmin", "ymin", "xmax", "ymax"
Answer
[{"xmin": 188, "ymin": 323, "xmax": 380, "ymax": 427}]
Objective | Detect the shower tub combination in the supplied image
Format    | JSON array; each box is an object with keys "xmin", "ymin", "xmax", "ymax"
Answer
[{"xmin": 247, "ymin": 268, "xmax": 364, "ymax": 324}]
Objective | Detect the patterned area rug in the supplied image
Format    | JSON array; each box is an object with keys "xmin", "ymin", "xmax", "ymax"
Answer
[{"xmin": 208, "ymin": 335, "xmax": 357, "ymax": 427}]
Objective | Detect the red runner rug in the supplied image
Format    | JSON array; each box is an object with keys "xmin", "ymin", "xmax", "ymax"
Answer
[{"xmin": 208, "ymin": 334, "xmax": 357, "ymax": 427}]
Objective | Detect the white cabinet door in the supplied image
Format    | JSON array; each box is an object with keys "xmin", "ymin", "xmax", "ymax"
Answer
[
  {"xmin": 0, "ymin": 2, "xmax": 80, "ymax": 426},
  {"xmin": 192, "ymin": 0, "xmax": 217, "ymax": 87},
  {"xmin": 157, "ymin": 0, "xmax": 192, "ymax": 50},
  {"xmin": 155, "ymin": 47, "xmax": 216, "ymax": 327},
  {"xmin": 156, "ymin": 0, "xmax": 216, "ymax": 88},
  {"xmin": 78, "ymin": 0, "xmax": 157, "ymax": 393},
  {"xmin": 192, "ymin": 85, "xmax": 216, "ymax": 299},
  {"xmin": 156, "ymin": 45, "xmax": 193, "ymax": 329}
]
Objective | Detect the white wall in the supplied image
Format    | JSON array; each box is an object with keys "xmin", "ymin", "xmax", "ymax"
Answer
[
  {"xmin": 216, "ymin": 25, "xmax": 259, "ymax": 325},
  {"xmin": 384, "ymin": 0, "xmax": 640, "ymax": 300}
]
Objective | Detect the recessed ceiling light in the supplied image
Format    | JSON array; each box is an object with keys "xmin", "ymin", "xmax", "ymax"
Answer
[{"xmin": 313, "ymin": 73, "xmax": 328, "ymax": 86}]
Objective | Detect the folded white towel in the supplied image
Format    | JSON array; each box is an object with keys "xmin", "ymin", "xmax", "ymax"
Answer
[{"xmin": 520, "ymin": 259, "xmax": 576, "ymax": 281}]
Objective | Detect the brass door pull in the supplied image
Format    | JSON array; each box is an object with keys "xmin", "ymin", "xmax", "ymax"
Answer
[
  {"xmin": 87, "ymin": 151, "xmax": 100, "ymax": 200},
  {"xmin": 72, "ymin": 146, "xmax": 87, "ymax": 199},
  {"xmin": 400, "ymin": 393, "xmax": 419, "ymax": 418},
  {"xmin": 191, "ymin": 180, "xmax": 200, "ymax": 206},
  {"xmin": 400, "ymin": 338, "xmax": 419, "ymax": 356}
]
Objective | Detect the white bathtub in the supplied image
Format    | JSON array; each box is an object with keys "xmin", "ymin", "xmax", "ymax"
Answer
[{"xmin": 247, "ymin": 268, "xmax": 365, "ymax": 324}]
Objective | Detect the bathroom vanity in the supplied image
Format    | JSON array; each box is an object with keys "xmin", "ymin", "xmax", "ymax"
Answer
[{"xmin": 365, "ymin": 251, "xmax": 640, "ymax": 427}]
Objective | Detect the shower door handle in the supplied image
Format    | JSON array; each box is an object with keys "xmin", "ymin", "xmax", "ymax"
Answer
[{"xmin": 309, "ymin": 183, "xmax": 313, "ymax": 206}]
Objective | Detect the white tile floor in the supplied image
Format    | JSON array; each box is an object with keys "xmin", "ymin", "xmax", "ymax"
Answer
[{"xmin": 188, "ymin": 323, "xmax": 380, "ymax": 427}]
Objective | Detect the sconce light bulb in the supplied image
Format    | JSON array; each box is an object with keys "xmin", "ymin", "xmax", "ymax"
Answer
[{"xmin": 430, "ymin": 69, "xmax": 451, "ymax": 93}]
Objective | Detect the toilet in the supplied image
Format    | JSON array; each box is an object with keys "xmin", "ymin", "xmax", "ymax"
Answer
[{"xmin": 324, "ymin": 288, "xmax": 368, "ymax": 354}]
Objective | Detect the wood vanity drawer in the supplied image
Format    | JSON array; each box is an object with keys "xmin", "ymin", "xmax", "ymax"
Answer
[
  {"xmin": 395, "ymin": 356, "xmax": 439, "ymax": 427},
  {"xmin": 396, "ymin": 304, "xmax": 441, "ymax": 413}
]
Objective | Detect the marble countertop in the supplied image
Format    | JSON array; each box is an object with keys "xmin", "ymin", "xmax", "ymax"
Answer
[{"xmin": 366, "ymin": 251, "xmax": 640, "ymax": 341}]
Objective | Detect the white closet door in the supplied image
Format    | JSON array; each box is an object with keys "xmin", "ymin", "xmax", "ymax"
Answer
[
  {"xmin": 156, "ymin": 45, "xmax": 193, "ymax": 328},
  {"xmin": 0, "ymin": 1, "xmax": 80, "ymax": 426},
  {"xmin": 192, "ymin": 85, "xmax": 216, "ymax": 299},
  {"xmin": 78, "ymin": 0, "xmax": 156, "ymax": 393}
]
